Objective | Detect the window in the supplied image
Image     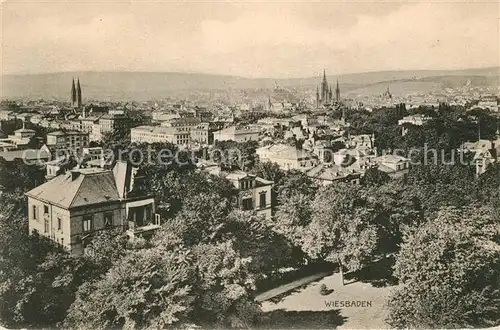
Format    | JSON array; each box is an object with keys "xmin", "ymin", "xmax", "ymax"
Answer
[
  {"xmin": 104, "ymin": 213, "xmax": 113, "ymax": 228},
  {"xmin": 83, "ymin": 216, "xmax": 93, "ymax": 232},
  {"xmin": 61, "ymin": 238, "xmax": 64, "ymax": 246},
  {"xmin": 57, "ymin": 217, "xmax": 62, "ymax": 231},
  {"xmin": 242, "ymin": 198, "xmax": 253, "ymax": 211},
  {"xmin": 44, "ymin": 218, "xmax": 49, "ymax": 233},
  {"xmin": 259, "ymin": 192, "xmax": 267, "ymax": 209},
  {"xmin": 32, "ymin": 205, "xmax": 37, "ymax": 220},
  {"xmin": 44, "ymin": 205, "xmax": 49, "ymax": 214}
]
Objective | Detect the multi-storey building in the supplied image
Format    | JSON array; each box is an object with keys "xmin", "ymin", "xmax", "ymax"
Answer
[
  {"xmin": 398, "ymin": 114, "xmax": 432, "ymax": 136},
  {"xmin": 213, "ymin": 125, "xmax": 260, "ymax": 142},
  {"xmin": 306, "ymin": 163, "xmax": 362, "ymax": 185},
  {"xmin": 372, "ymin": 154, "xmax": 410, "ymax": 179},
  {"xmin": 198, "ymin": 161, "xmax": 273, "ymax": 219},
  {"xmin": 227, "ymin": 171, "xmax": 273, "ymax": 220},
  {"xmin": 46, "ymin": 130, "xmax": 89, "ymax": 154},
  {"xmin": 130, "ymin": 126, "xmax": 191, "ymax": 145},
  {"xmin": 190, "ymin": 122, "xmax": 210, "ymax": 144},
  {"xmin": 256, "ymin": 144, "xmax": 318, "ymax": 171},
  {"xmin": 26, "ymin": 161, "xmax": 160, "ymax": 255},
  {"xmin": 92, "ymin": 112, "xmax": 131, "ymax": 141},
  {"xmin": 0, "ymin": 126, "xmax": 36, "ymax": 151}
]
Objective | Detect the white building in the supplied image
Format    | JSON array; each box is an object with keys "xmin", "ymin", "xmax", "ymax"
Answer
[
  {"xmin": 256, "ymin": 144, "xmax": 318, "ymax": 171},
  {"xmin": 198, "ymin": 161, "xmax": 274, "ymax": 220},
  {"xmin": 213, "ymin": 126, "xmax": 260, "ymax": 143},
  {"xmin": 131, "ymin": 125, "xmax": 191, "ymax": 145},
  {"xmin": 398, "ymin": 115, "xmax": 432, "ymax": 136}
]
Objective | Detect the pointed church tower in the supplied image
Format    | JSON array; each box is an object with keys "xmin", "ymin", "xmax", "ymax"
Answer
[
  {"xmin": 321, "ymin": 69, "xmax": 329, "ymax": 103},
  {"xmin": 329, "ymin": 86, "xmax": 333, "ymax": 102},
  {"xmin": 76, "ymin": 78, "xmax": 82, "ymax": 108},
  {"xmin": 316, "ymin": 86, "xmax": 320, "ymax": 108},
  {"xmin": 71, "ymin": 78, "xmax": 77, "ymax": 106},
  {"xmin": 335, "ymin": 79, "xmax": 340, "ymax": 103}
]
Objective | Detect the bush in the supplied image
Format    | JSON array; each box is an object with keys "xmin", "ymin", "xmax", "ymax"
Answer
[{"xmin": 319, "ymin": 284, "xmax": 331, "ymax": 296}]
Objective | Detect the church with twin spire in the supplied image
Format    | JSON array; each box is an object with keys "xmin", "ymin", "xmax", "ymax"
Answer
[
  {"xmin": 316, "ymin": 69, "xmax": 340, "ymax": 108},
  {"xmin": 70, "ymin": 78, "xmax": 82, "ymax": 108}
]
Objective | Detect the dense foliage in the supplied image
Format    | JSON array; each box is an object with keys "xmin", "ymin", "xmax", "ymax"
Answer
[{"xmin": 387, "ymin": 207, "xmax": 500, "ymax": 328}]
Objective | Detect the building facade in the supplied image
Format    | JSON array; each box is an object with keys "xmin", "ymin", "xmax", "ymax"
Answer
[
  {"xmin": 198, "ymin": 161, "xmax": 274, "ymax": 220},
  {"xmin": 71, "ymin": 78, "xmax": 83, "ymax": 108},
  {"xmin": 315, "ymin": 69, "xmax": 340, "ymax": 107},
  {"xmin": 130, "ymin": 125, "xmax": 191, "ymax": 145},
  {"xmin": 26, "ymin": 162, "xmax": 160, "ymax": 255},
  {"xmin": 213, "ymin": 126, "xmax": 260, "ymax": 143},
  {"xmin": 256, "ymin": 144, "xmax": 319, "ymax": 171},
  {"xmin": 46, "ymin": 130, "xmax": 89, "ymax": 154}
]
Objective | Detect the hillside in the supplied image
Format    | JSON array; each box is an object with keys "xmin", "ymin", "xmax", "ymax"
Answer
[{"xmin": 1, "ymin": 67, "xmax": 498, "ymax": 101}]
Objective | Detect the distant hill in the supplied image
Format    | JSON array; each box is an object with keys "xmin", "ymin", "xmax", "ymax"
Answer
[{"xmin": 1, "ymin": 67, "xmax": 498, "ymax": 101}]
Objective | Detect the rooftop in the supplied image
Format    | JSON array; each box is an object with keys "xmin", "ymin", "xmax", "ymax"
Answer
[
  {"xmin": 25, "ymin": 161, "xmax": 147, "ymax": 209},
  {"xmin": 0, "ymin": 149, "xmax": 51, "ymax": 162},
  {"xmin": 257, "ymin": 144, "xmax": 317, "ymax": 161},
  {"xmin": 306, "ymin": 163, "xmax": 361, "ymax": 181}
]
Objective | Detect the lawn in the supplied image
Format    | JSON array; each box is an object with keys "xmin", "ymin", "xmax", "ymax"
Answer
[{"xmin": 259, "ymin": 272, "xmax": 394, "ymax": 329}]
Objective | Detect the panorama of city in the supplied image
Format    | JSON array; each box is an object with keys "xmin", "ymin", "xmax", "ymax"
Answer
[{"xmin": 0, "ymin": 1, "xmax": 499, "ymax": 329}]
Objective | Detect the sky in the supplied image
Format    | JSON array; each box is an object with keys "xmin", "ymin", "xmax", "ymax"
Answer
[{"xmin": 1, "ymin": 0, "xmax": 499, "ymax": 78}]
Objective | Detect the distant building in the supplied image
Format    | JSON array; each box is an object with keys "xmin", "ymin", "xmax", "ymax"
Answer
[
  {"xmin": 0, "ymin": 148, "xmax": 51, "ymax": 165},
  {"xmin": 82, "ymin": 147, "xmax": 104, "ymax": 162},
  {"xmin": 306, "ymin": 163, "xmax": 362, "ymax": 185},
  {"xmin": 198, "ymin": 161, "xmax": 273, "ymax": 219},
  {"xmin": 382, "ymin": 86, "xmax": 392, "ymax": 99},
  {"xmin": 71, "ymin": 78, "xmax": 83, "ymax": 108},
  {"xmin": 46, "ymin": 130, "xmax": 89, "ymax": 154},
  {"xmin": 92, "ymin": 112, "xmax": 131, "ymax": 141},
  {"xmin": 134, "ymin": 118, "xmax": 211, "ymax": 145},
  {"xmin": 398, "ymin": 115, "xmax": 431, "ymax": 136},
  {"xmin": 315, "ymin": 69, "xmax": 340, "ymax": 107},
  {"xmin": 256, "ymin": 144, "xmax": 318, "ymax": 171},
  {"xmin": 346, "ymin": 134, "xmax": 376, "ymax": 153},
  {"xmin": 477, "ymin": 95, "xmax": 498, "ymax": 112},
  {"xmin": 461, "ymin": 132, "xmax": 500, "ymax": 176},
  {"xmin": 190, "ymin": 122, "xmax": 210, "ymax": 145},
  {"xmin": 213, "ymin": 126, "xmax": 260, "ymax": 143},
  {"xmin": 26, "ymin": 161, "xmax": 160, "ymax": 255},
  {"xmin": 372, "ymin": 154, "xmax": 410, "ymax": 179},
  {"xmin": 45, "ymin": 157, "xmax": 70, "ymax": 180},
  {"xmin": 0, "ymin": 110, "xmax": 14, "ymax": 121},
  {"xmin": 0, "ymin": 125, "xmax": 36, "ymax": 150},
  {"xmin": 131, "ymin": 125, "xmax": 189, "ymax": 145}
]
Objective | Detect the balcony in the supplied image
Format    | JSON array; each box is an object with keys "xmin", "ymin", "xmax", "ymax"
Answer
[{"xmin": 126, "ymin": 213, "xmax": 161, "ymax": 238}]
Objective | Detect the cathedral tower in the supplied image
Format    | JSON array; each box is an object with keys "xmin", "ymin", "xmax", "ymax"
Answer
[
  {"xmin": 71, "ymin": 78, "xmax": 77, "ymax": 106},
  {"xmin": 76, "ymin": 78, "xmax": 82, "ymax": 108},
  {"xmin": 335, "ymin": 79, "xmax": 340, "ymax": 103}
]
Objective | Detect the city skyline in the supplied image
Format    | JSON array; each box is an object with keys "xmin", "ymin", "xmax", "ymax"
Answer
[{"xmin": 2, "ymin": 1, "xmax": 499, "ymax": 78}]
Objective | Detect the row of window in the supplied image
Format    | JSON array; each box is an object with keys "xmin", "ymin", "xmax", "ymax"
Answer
[
  {"xmin": 83, "ymin": 213, "xmax": 113, "ymax": 232},
  {"xmin": 240, "ymin": 179, "xmax": 255, "ymax": 190},
  {"xmin": 240, "ymin": 192, "xmax": 267, "ymax": 210},
  {"xmin": 32, "ymin": 205, "xmax": 113, "ymax": 234}
]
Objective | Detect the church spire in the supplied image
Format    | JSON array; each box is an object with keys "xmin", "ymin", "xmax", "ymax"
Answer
[
  {"xmin": 316, "ymin": 86, "xmax": 320, "ymax": 108},
  {"xmin": 323, "ymin": 69, "xmax": 327, "ymax": 83},
  {"xmin": 71, "ymin": 78, "xmax": 77, "ymax": 105},
  {"xmin": 76, "ymin": 78, "xmax": 82, "ymax": 108},
  {"xmin": 335, "ymin": 79, "xmax": 340, "ymax": 102}
]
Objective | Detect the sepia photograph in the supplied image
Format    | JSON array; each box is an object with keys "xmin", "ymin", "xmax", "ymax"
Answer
[{"xmin": 0, "ymin": 0, "xmax": 499, "ymax": 329}]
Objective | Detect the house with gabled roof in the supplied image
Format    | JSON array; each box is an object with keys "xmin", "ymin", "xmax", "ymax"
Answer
[
  {"xmin": 197, "ymin": 160, "xmax": 274, "ymax": 219},
  {"xmin": 306, "ymin": 163, "xmax": 362, "ymax": 185},
  {"xmin": 25, "ymin": 161, "xmax": 159, "ymax": 255},
  {"xmin": 256, "ymin": 143, "xmax": 318, "ymax": 171}
]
